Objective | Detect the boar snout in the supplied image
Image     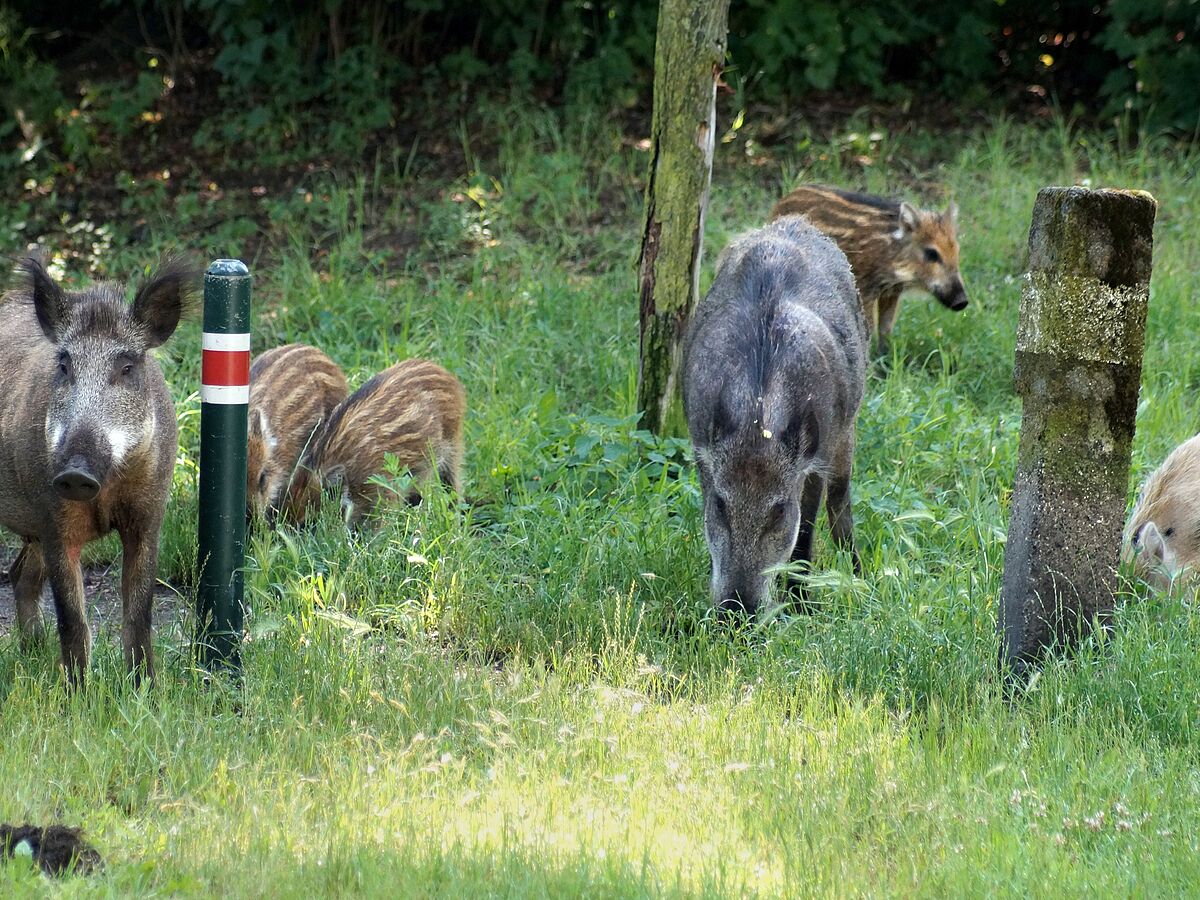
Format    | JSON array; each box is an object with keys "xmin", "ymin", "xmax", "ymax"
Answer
[
  {"xmin": 51, "ymin": 430, "xmax": 113, "ymax": 501},
  {"xmin": 935, "ymin": 278, "xmax": 969, "ymax": 311},
  {"xmin": 712, "ymin": 568, "xmax": 769, "ymax": 617},
  {"xmin": 53, "ymin": 455, "xmax": 102, "ymax": 501},
  {"xmin": 715, "ymin": 591, "xmax": 760, "ymax": 617}
]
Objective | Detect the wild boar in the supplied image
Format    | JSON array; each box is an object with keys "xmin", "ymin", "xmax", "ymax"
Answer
[
  {"xmin": 247, "ymin": 343, "xmax": 349, "ymax": 520},
  {"xmin": 0, "ymin": 257, "xmax": 194, "ymax": 685},
  {"xmin": 770, "ymin": 184, "xmax": 967, "ymax": 352},
  {"xmin": 1123, "ymin": 432, "xmax": 1200, "ymax": 591},
  {"xmin": 684, "ymin": 215, "xmax": 868, "ymax": 615},
  {"xmin": 282, "ymin": 358, "xmax": 466, "ymax": 527}
]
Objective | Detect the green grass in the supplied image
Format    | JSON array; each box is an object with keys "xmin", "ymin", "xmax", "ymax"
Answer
[{"xmin": 3, "ymin": 106, "xmax": 1200, "ymax": 896}]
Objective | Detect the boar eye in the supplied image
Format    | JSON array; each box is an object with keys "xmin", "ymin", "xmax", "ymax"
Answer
[
  {"xmin": 923, "ymin": 247, "xmax": 942, "ymax": 264},
  {"xmin": 57, "ymin": 353, "xmax": 70, "ymax": 375},
  {"xmin": 764, "ymin": 501, "xmax": 791, "ymax": 532},
  {"xmin": 121, "ymin": 363, "xmax": 134, "ymax": 376},
  {"xmin": 1164, "ymin": 527, "xmax": 1176, "ymax": 538}
]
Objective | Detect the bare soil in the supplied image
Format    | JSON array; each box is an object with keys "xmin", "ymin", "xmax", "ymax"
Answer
[{"xmin": 0, "ymin": 546, "xmax": 185, "ymax": 638}]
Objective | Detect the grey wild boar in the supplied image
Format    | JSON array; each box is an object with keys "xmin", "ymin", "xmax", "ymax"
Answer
[
  {"xmin": 247, "ymin": 343, "xmax": 349, "ymax": 520},
  {"xmin": 770, "ymin": 184, "xmax": 967, "ymax": 351},
  {"xmin": 282, "ymin": 358, "xmax": 466, "ymax": 527},
  {"xmin": 0, "ymin": 257, "xmax": 194, "ymax": 685},
  {"xmin": 683, "ymin": 215, "xmax": 868, "ymax": 614},
  {"xmin": 1123, "ymin": 432, "xmax": 1200, "ymax": 592}
]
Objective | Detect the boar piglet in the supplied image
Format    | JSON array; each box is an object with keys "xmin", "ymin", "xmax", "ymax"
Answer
[
  {"xmin": 0, "ymin": 258, "xmax": 195, "ymax": 685},
  {"xmin": 282, "ymin": 358, "xmax": 465, "ymax": 527},
  {"xmin": 1123, "ymin": 432, "xmax": 1200, "ymax": 592},
  {"xmin": 771, "ymin": 184, "xmax": 967, "ymax": 352},
  {"xmin": 683, "ymin": 215, "xmax": 868, "ymax": 615},
  {"xmin": 247, "ymin": 343, "xmax": 349, "ymax": 522}
]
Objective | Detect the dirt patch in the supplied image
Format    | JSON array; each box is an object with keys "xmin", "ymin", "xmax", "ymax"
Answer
[{"xmin": 0, "ymin": 546, "xmax": 185, "ymax": 638}]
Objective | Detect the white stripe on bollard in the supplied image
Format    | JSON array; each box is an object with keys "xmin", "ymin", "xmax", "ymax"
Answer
[
  {"xmin": 200, "ymin": 384, "xmax": 251, "ymax": 404},
  {"xmin": 201, "ymin": 332, "xmax": 252, "ymax": 351}
]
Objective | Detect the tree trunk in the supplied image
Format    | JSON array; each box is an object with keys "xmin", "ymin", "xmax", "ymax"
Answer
[{"xmin": 637, "ymin": 0, "xmax": 730, "ymax": 436}]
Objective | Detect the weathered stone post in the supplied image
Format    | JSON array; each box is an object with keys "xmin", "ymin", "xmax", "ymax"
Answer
[
  {"xmin": 637, "ymin": 0, "xmax": 731, "ymax": 436},
  {"xmin": 999, "ymin": 187, "xmax": 1156, "ymax": 675}
]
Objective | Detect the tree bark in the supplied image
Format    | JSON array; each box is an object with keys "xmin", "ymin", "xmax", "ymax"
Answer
[{"xmin": 637, "ymin": 0, "xmax": 730, "ymax": 436}]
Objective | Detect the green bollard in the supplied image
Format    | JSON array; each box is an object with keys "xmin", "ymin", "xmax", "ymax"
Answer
[{"xmin": 196, "ymin": 259, "xmax": 251, "ymax": 672}]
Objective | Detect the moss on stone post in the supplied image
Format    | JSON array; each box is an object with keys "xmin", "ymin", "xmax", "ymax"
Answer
[
  {"xmin": 999, "ymin": 187, "xmax": 1157, "ymax": 675},
  {"xmin": 637, "ymin": 0, "xmax": 730, "ymax": 436}
]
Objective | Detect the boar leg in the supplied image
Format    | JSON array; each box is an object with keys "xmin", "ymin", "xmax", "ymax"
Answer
[
  {"xmin": 43, "ymin": 539, "xmax": 91, "ymax": 686},
  {"xmin": 118, "ymin": 522, "xmax": 159, "ymax": 684},
  {"xmin": 875, "ymin": 288, "xmax": 902, "ymax": 355},
  {"xmin": 11, "ymin": 539, "xmax": 47, "ymax": 644},
  {"xmin": 437, "ymin": 460, "xmax": 460, "ymax": 494},
  {"xmin": 860, "ymin": 293, "xmax": 879, "ymax": 337},
  {"xmin": 791, "ymin": 474, "xmax": 825, "ymax": 568},
  {"xmin": 788, "ymin": 474, "xmax": 825, "ymax": 609},
  {"xmin": 826, "ymin": 436, "xmax": 861, "ymax": 576}
]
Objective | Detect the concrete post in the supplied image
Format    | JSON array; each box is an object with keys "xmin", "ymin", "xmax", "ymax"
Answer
[{"xmin": 999, "ymin": 187, "xmax": 1156, "ymax": 675}]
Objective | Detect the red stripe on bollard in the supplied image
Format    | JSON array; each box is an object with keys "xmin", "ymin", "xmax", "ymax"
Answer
[{"xmin": 202, "ymin": 349, "xmax": 251, "ymax": 386}]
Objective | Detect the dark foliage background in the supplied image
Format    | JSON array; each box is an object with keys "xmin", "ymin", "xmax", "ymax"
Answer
[{"xmin": 0, "ymin": 0, "xmax": 1196, "ymax": 185}]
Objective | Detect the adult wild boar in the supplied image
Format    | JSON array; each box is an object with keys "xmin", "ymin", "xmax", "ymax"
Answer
[
  {"xmin": 0, "ymin": 258, "xmax": 194, "ymax": 685},
  {"xmin": 683, "ymin": 215, "xmax": 868, "ymax": 614}
]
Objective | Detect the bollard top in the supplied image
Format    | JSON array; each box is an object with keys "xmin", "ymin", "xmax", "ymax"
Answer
[
  {"xmin": 1018, "ymin": 186, "xmax": 1156, "ymax": 366},
  {"xmin": 206, "ymin": 259, "xmax": 249, "ymax": 278},
  {"xmin": 1028, "ymin": 187, "xmax": 1156, "ymax": 287},
  {"xmin": 202, "ymin": 259, "xmax": 251, "ymax": 334}
]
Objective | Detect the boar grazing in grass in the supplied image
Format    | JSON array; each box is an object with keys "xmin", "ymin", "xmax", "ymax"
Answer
[
  {"xmin": 1123, "ymin": 432, "xmax": 1200, "ymax": 592},
  {"xmin": 684, "ymin": 215, "xmax": 868, "ymax": 615},
  {"xmin": 0, "ymin": 257, "xmax": 194, "ymax": 685},
  {"xmin": 282, "ymin": 358, "xmax": 466, "ymax": 527},
  {"xmin": 770, "ymin": 184, "xmax": 967, "ymax": 352},
  {"xmin": 247, "ymin": 343, "xmax": 349, "ymax": 521}
]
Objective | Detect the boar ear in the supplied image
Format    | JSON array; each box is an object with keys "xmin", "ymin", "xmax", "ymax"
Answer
[
  {"xmin": 1139, "ymin": 522, "xmax": 1167, "ymax": 563},
  {"xmin": 943, "ymin": 201, "xmax": 959, "ymax": 227},
  {"xmin": 132, "ymin": 258, "xmax": 199, "ymax": 348},
  {"xmin": 21, "ymin": 257, "xmax": 70, "ymax": 342},
  {"xmin": 897, "ymin": 202, "xmax": 920, "ymax": 235},
  {"xmin": 778, "ymin": 402, "xmax": 820, "ymax": 466}
]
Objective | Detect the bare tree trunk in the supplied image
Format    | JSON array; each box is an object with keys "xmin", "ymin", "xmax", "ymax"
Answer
[{"xmin": 637, "ymin": 0, "xmax": 730, "ymax": 436}]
